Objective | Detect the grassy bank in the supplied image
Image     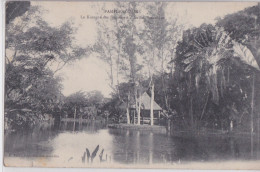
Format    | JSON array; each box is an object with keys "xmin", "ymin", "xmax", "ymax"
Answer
[
  {"xmin": 108, "ymin": 124, "xmax": 166, "ymax": 133},
  {"xmin": 61, "ymin": 118, "xmax": 106, "ymax": 123}
]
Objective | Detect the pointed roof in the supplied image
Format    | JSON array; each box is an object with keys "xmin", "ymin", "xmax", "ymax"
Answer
[
  {"xmin": 117, "ymin": 92, "xmax": 163, "ymax": 111},
  {"xmin": 135, "ymin": 92, "xmax": 162, "ymax": 110}
]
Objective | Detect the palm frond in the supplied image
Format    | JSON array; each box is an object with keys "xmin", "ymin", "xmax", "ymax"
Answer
[
  {"xmin": 233, "ymin": 41, "xmax": 260, "ymax": 70},
  {"xmin": 184, "ymin": 62, "xmax": 195, "ymax": 72},
  {"xmin": 183, "ymin": 54, "xmax": 199, "ymax": 64}
]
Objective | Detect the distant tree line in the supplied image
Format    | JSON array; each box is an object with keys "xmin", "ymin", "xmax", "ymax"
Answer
[{"xmin": 62, "ymin": 90, "xmax": 105, "ymax": 120}]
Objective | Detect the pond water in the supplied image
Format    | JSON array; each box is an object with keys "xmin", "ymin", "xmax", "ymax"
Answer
[{"xmin": 4, "ymin": 121, "xmax": 260, "ymax": 166}]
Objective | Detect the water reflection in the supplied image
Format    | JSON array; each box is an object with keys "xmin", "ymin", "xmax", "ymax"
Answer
[
  {"xmin": 59, "ymin": 120, "xmax": 107, "ymax": 133},
  {"xmin": 109, "ymin": 129, "xmax": 260, "ymax": 164},
  {"xmin": 4, "ymin": 121, "xmax": 260, "ymax": 165},
  {"xmin": 4, "ymin": 122, "xmax": 57, "ymax": 158}
]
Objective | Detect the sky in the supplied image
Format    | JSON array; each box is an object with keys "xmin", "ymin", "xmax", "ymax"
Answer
[{"xmin": 32, "ymin": 1, "xmax": 257, "ymax": 98}]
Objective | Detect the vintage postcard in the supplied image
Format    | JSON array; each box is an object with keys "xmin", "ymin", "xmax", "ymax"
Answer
[{"xmin": 3, "ymin": 1, "xmax": 260, "ymax": 169}]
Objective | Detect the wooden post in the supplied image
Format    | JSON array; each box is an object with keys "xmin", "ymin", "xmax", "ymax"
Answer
[
  {"xmin": 137, "ymin": 92, "xmax": 141, "ymax": 125},
  {"xmin": 126, "ymin": 92, "xmax": 130, "ymax": 124},
  {"xmin": 74, "ymin": 106, "xmax": 77, "ymax": 120},
  {"xmin": 230, "ymin": 120, "xmax": 233, "ymax": 132},
  {"xmin": 166, "ymin": 119, "xmax": 171, "ymax": 133},
  {"xmin": 158, "ymin": 111, "xmax": 161, "ymax": 125},
  {"xmin": 133, "ymin": 109, "xmax": 136, "ymax": 125},
  {"xmin": 134, "ymin": 87, "xmax": 139, "ymax": 125},
  {"xmin": 150, "ymin": 83, "xmax": 154, "ymax": 126},
  {"xmin": 73, "ymin": 106, "xmax": 76, "ymax": 132},
  {"xmin": 126, "ymin": 107, "xmax": 130, "ymax": 124}
]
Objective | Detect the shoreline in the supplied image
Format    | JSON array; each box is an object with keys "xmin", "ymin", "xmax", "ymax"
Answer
[
  {"xmin": 108, "ymin": 123, "xmax": 166, "ymax": 133},
  {"xmin": 108, "ymin": 123, "xmax": 260, "ymax": 139},
  {"xmin": 3, "ymin": 157, "xmax": 260, "ymax": 169},
  {"xmin": 61, "ymin": 118, "xmax": 106, "ymax": 123}
]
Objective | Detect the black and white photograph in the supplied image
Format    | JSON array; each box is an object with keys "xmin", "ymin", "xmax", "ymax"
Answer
[{"xmin": 3, "ymin": 1, "xmax": 260, "ymax": 169}]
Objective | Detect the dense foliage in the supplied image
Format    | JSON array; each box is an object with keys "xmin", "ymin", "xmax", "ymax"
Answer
[
  {"xmin": 5, "ymin": 2, "xmax": 87, "ymax": 130},
  {"xmin": 62, "ymin": 91, "xmax": 105, "ymax": 120},
  {"xmin": 103, "ymin": 3, "xmax": 260, "ymax": 133},
  {"xmin": 171, "ymin": 24, "xmax": 259, "ymax": 131}
]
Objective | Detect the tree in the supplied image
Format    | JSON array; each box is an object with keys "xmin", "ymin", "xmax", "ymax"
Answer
[
  {"xmin": 5, "ymin": 57, "xmax": 64, "ymax": 129},
  {"xmin": 216, "ymin": 4, "xmax": 260, "ymax": 155},
  {"xmin": 141, "ymin": 2, "xmax": 182, "ymax": 125},
  {"xmin": 173, "ymin": 22, "xmax": 259, "ymax": 131},
  {"xmin": 63, "ymin": 91, "xmax": 87, "ymax": 119},
  {"xmin": 92, "ymin": 2, "xmax": 143, "ymax": 125},
  {"xmin": 86, "ymin": 91, "xmax": 104, "ymax": 107},
  {"xmin": 6, "ymin": 1, "xmax": 31, "ymax": 24},
  {"xmin": 5, "ymin": 4, "xmax": 87, "ymax": 130},
  {"xmin": 216, "ymin": 3, "xmax": 260, "ymax": 64}
]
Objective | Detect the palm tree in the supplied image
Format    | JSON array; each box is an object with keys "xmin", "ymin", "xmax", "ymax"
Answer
[{"xmin": 180, "ymin": 24, "xmax": 259, "ymax": 130}]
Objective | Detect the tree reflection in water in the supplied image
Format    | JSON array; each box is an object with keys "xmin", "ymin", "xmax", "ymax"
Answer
[{"xmin": 4, "ymin": 122, "xmax": 260, "ymax": 165}]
